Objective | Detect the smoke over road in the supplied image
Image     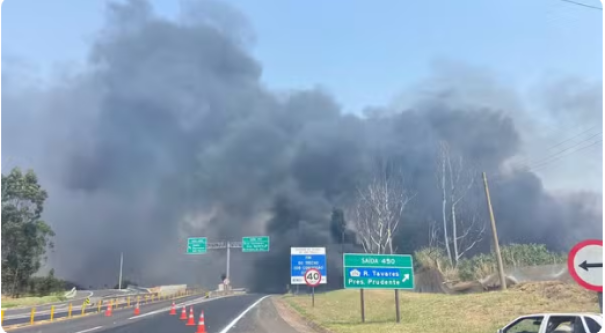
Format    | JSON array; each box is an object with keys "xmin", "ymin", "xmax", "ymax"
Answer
[{"xmin": 2, "ymin": 0, "xmax": 602, "ymax": 291}]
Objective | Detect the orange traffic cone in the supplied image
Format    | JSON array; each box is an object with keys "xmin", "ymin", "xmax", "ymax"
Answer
[
  {"xmin": 134, "ymin": 302, "xmax": 140, "ymax": 315},
  {"xmin": 196, "ymin": 311, "xmax": 206, "ymax": 333},
  {"xmin": 186, "ymin": 308, "xmax": 195, "ymax": 326},
  {"xmin": 105, "ymin": 303, "xmax": 113, "ymax": 317},
  {"xmin": 180, "ymin": 306, "xmax": 187, "ymax": 320},
  {"xmin": 169, "ymin": 302, "xmax": 176, "ymax": 315}
]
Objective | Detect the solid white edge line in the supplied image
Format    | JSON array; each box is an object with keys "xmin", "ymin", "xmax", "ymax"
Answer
[
  {"xmin": 73, "ymin": 326, "xmax": 103, "ymax": 333},
  {"xmin": 218, "ymin": 295, "xmax": 271, "ymax": 333}
]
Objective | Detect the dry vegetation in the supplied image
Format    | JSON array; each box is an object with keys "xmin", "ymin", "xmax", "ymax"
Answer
[
  {"xmin": 1, "ymin": 293, "xmax": 66, "ymax": 308},
  {"xmin": 283, "ymin": 281, "xmax": 599, "ymax": 333}
]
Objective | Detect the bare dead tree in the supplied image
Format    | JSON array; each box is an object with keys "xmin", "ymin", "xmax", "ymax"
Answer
[
  {"xmin": 349, "ymin": 167, "xmax": 415, "ymax": 254},
  {"xmin": 453, "ymin": 211, "xmax": 486, "ymax": 262},
  {"xmin": 347, "ymin": 198, "xmax": 381, "ymax": 254},
  {"xmin": 428, "ymin": 219, "xmax": 440, "ymax": 249},
  {"xmin": 436, "ymin": 141, "xmax": 485, "ymax": 266},
  {"xmin": 436, "ymin": 142, "xmax": 453, "ymax": 265}
]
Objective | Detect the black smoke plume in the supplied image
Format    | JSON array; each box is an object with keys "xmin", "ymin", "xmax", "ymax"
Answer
[{"xmin": 2, "ymin": 0, "xmax": 601, "ymax": 292}]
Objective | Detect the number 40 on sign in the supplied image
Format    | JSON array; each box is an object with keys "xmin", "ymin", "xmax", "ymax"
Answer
[{"xmin": 305, "ymin": 268, "xmax": 322, "ymax": 287}]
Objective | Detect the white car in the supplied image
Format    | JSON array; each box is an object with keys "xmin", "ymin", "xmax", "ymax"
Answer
[{"xmin": 497, "ymin": 313, "xmax": 602, "ymax": 333}]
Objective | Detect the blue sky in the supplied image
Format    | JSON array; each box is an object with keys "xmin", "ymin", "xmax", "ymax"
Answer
[{"xmin": 2, "ymin": 0, "xmax": 602, "ymax": 113}]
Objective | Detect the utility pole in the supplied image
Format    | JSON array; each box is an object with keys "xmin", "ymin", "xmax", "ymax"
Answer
[
  {"xmin": 118, "ymin": 252, "xmax": 124, "ymax": 290},
  {"xmin": 341, "ymin": 230, "xmax": 345, "ymax": 289},
  {"xmin": 482, "ymin": 172, "xmax": 507, "ymax": 290}
]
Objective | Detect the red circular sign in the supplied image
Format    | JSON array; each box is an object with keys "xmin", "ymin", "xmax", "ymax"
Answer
[
  {"xmin": 304, "ymin": 268, "xmax": 322, "ymax": 287},
  {"xmin": 568, "ymin": 239, "xmax": 603, "ymax": 292}
]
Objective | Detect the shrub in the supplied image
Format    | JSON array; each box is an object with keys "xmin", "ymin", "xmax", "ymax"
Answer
[
  {"xmin": 27, "ymin": 269, "xmax": 65, "ymax": 296},
  {"xmin": 417, "ymin": 243, "xmax": 567, "ymax": 282}
]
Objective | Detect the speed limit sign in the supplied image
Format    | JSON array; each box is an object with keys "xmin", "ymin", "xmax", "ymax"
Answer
[{"xmin": 304, "ymin": 268, "xmax": 322, "ymax": 287}]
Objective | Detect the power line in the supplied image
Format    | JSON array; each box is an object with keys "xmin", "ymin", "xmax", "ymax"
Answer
[
  {"xmin": 529, "ymin": 139, "xmax": 602, "ymax": 173},
  {"xmin": 527, "ymin": 132, "xmax": 602, "ymax": 169},
  {"xmin": 545, "ymin": 125, "xmax": 600, "ymax": 152},
  {"xmin": 491, "ymin": 135, "xmax": 602, "ymax": 185},
  {"xmin": 559, "ymin": 0, "xmax": 603, "ymax": 10},
  {"xmin": 507, "ymin": 122, "xmax": 599, "ymax": 169},
  {"xmin": 510, "ymin": 130, "xmax": 601, "ymax": 171},
  {"xmin": 529, "ymin": 142, "xmax": 601, "ymax": 173}
]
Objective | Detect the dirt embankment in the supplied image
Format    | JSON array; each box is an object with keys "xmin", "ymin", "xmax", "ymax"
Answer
[
  {"xmin": 414, "ymin": 264, "xmax": 574, "ymax": 294},
  {"xmin": 512, "ymin": 281, "xmax": 598, "ymax": 304}
]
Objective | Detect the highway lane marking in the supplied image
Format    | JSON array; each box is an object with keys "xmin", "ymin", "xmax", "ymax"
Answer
[
  {"xmin": 74, "ymin": 326, "xmax": 103, "ymax": 333},
  {"xmin": 127, "ymin": 295, "xmax": 232, "ymax": 320},
  {"xmin": 218, "ymin": 295, "xmax": 271, "ymax": 333}
]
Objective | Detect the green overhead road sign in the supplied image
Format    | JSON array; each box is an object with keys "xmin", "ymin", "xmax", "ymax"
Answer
[
  {"xmin": 343, "ymin": 253, "xmax": 415, "ymax": 289},
  {"xmin": 242, "ymin": 236, "xmax": 270, "ymax": 252},
  {"xmin": 187, "ymin": 237, "xmax": 207, "ymax": 254}
]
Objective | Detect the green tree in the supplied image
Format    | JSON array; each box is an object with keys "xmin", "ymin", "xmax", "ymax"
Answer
[
  {"xmin": 29, "ymin": 269, "xmax": 64, "ymax": 296},
  {"xmin": 2, "ymin": 167, "xmax": 55, "ymax": 296}
]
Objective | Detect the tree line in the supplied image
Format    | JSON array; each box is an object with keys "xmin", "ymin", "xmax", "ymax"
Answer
[{"xmin": 2, "ymin": 167, "xmax": 62, "ymax": 297}]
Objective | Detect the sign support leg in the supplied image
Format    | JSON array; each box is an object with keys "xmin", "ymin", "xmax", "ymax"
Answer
[
  {"xmin": 312, "ymin": 287, "xmax": 315, "ymax": 308},
  {"xmin": 360, "ymin": 289, "xmax": 365, "ymax": 323},
  {"xmin": 226, "ymin": 243, "xmax": 231, "ymax": 280},
  {"xmin": 598, "ymin": 292, "xmax": 603, "ymax": 313},
  {"xmin": 395, "ymin": 289, "xmax": 400, "ymax": 323}
]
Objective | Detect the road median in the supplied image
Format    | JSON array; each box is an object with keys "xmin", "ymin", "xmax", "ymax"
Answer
[{"xmin": 1, "ymin": 289, "xmax": 208, "ymax": 331}]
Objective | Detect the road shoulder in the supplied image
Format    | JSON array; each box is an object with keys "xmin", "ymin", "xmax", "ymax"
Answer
[
  {"xmin": 228, "ymin": 296, "xmax": 325, "ymax": 333},
  {"xmin": 272, "ymin": 297, "xmax": 332, "ymax": 333}
]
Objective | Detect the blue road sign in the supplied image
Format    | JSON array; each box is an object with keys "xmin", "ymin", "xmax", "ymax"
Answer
[{"xmin": 290, "ymin": 247, "xmax": 327, "ymax": 285}]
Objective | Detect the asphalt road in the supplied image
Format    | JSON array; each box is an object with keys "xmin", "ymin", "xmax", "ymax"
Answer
[{"xmin": 3, "ymin": 294, "xmax": 268, "ymax": 333}]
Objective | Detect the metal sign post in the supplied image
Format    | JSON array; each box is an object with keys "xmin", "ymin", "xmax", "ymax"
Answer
[
  {"xmin": 304, "ymin": 268, "xmax": 321, "ymax": 308},
  {"xmin": 186, "ymin": 236, "xmax": 268, "ymax": 291},
  {"xmin": 599, "ymin": 292, "xmax": 603, "ymax": 313},
  {"xmin": 360, "ymin": 289, "xmax": 365, "ymax": 323}
]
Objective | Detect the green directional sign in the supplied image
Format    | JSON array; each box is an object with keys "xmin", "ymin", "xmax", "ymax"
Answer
[
  {"xmin": 242, "ymin": 236, "xmax": 270, "ymax": 252},
  {"xmin": 343, "ymin": 253, "xmax": 415, "ymax": 289},
  {"xmin": 186, "ymin": 237, "xmax": 207, "ymax": 254}
]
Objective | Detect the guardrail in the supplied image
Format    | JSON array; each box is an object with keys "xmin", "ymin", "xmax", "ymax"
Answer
[
  {"xmin": 1, "ymin": 288, "xmax": 207, "ymax": 330},
  {"xmin": 97, "ymin": 285, "xmax": 187, "ymax": 301}
]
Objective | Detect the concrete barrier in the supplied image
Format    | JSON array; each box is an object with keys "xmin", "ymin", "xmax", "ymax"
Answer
[{"xmin": 155, "ymin": 284, "xmax": 187, "ymax": 296}]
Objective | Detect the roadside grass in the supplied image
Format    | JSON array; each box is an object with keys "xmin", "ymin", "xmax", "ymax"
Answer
[
  {"xmin": 1, "ymin": 293, "xmax": 67, "ymax": 308},
  {"xmin": 283, "ymin": 281, "xmax": 599, "ymax": 333}
]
